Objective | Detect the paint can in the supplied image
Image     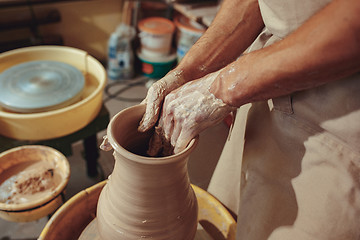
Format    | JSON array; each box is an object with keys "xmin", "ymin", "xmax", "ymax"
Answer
[
  {"xmin": 174, "ymin": 14, "xmax": 206, "ymax": 63},
  {"xmin": 137, "ymin": 49, "xmax": 177, "ymax": 79},
  {"xmin": 138, "ymin": 17, "xmax": 175, "ymax": 57}
]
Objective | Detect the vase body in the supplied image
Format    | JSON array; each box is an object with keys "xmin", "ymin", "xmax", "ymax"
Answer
[{"xmin": 96, "ymin": 104, "xmax": 198, "ymax": 240}]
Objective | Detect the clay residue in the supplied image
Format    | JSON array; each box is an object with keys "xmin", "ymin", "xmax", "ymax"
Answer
[
  {"xmin": 0, "ymin": 161, "xmax": 61, "ymax": 205},
  {"xmin": 147, "ymin": 126, "xmax": 174, "ymax": 157}
]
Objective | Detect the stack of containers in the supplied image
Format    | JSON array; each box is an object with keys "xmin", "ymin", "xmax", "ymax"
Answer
[
  {"xmin": 174, "ymin": 14, "xmax": 206, "ymax": 63},
  {"xmin": 107, "ymin": 24, "xmax": 136, "ymax": 80},
  {"xmin": 137, "ymin": 17, "xmax": 177, "ymax": 79}
]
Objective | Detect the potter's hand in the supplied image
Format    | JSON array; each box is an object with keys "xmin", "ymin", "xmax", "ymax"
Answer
[
  {"xmin": 138, "ymin": 70, "xmax": 186, "ymax": 132},
  {"xmin": 150, "ymin": 71, "xmax": 237, "ymax": 155}
]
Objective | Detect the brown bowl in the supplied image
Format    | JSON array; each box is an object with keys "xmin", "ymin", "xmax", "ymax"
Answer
[{"xmin": 0, "ymin": 145, "xmax": 70, "ymax": 222}]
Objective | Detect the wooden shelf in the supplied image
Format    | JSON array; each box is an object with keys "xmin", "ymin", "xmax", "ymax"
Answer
[
  {"xmin": 173, "ymin": 1, "xmax": 219, "ymax": 27},
  {"xmin": 0, "ymin": 0, "xmax": 89, "ymax": 8}
]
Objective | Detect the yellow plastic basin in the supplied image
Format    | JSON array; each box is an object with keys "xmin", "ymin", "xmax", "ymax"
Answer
[{"xmin": 0, "ymin": 46, "xmax": 106, "ymax": 140}]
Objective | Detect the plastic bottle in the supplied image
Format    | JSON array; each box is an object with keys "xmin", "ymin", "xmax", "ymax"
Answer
[{"xmin": 107, "ymin": 24, "xmax": 136, "ymax": 80}]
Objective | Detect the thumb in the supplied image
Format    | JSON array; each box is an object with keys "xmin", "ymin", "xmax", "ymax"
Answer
[{"xmin": 173, "ymin": 131, "xmax": 194, "ymax": 154}]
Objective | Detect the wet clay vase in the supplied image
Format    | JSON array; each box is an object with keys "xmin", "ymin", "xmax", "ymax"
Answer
[{"xmin": 97, "ymin": 104, "xmax": 198, "ymax": 240}]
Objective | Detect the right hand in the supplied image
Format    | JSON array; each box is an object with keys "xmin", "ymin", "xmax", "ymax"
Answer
[
  {"xmin": 138, "ymin": 70, "xmax": 187, "ymax": 132},
  {"xmin": 147, "ymin": 71, "xmax": 237, "ymax": 156}
]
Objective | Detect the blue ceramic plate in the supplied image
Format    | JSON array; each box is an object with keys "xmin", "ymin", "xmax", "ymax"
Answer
[{"xmin": 0, "ymin": 60, "xmax": 84, "ymax": 113}]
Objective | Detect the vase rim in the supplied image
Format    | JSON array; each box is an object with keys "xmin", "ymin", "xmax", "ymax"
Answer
[{"xmin": 107, "ymin": 104, "xmax": 199, "ymax": 165}]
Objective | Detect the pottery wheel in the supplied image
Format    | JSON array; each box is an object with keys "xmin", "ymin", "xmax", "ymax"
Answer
[
  {"xmin": 0, "ymin": 60, "xmax": 84, "ymax": 113},
  {"xmin": 79, "ymin": 218, "xmax": 214, "ymax": 240}
]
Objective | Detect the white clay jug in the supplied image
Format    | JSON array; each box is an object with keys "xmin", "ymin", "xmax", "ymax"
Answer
[{"xmin": 97, "ymin": 104, "xmax": 198, "ymax": 240}]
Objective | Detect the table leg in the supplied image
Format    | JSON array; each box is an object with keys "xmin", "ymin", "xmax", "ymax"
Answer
[{"xmin": 83, "ymin": 134, "xmax": 99, "ymax": 177}]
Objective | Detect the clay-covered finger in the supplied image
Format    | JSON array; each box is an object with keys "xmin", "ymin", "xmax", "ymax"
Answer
[
  {"xmin": 138, "ymin": 89, "xmax": 163, "ymax": 132},
  {"xmin": 173, "ymin": 130, "xmax": 193, "ymax": 154},
  {"xmin": 161, "ymin": 113, "xmax": 174, "ymax": 145},
  {"xmin": 170, "ymin": 119, "xmax": 182, "ymax": 148},
  {"xmin": 146, "ymin": 126, "xmax": 163, "ymax": 157},
  {"xmin": 160, "ymin": 92, "xmax": 178, "ymax": 141}
]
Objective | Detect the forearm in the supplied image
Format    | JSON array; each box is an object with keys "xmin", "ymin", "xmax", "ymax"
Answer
[
  {"xmin": 211, "ymin": 0, "xmax": 360, "ymax": 107},
  {"xmin": 174, "ymin": 0, "xmax": 264, "ymax": 81}
]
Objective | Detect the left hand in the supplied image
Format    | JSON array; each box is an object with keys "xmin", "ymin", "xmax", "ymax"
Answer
[{"xmin": 148, "ymin": 71, "xmax": 236, "ymax": 156}]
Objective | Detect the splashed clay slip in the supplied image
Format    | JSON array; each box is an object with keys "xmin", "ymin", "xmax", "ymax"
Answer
[{"xmin": 97, "ymin": 104, "xmax": 198, "ymax": 240}]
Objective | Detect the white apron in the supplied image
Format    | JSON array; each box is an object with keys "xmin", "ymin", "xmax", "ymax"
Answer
[{"xmin": 207, "ymin": 0, "xmax": 360, "ymax": 239}]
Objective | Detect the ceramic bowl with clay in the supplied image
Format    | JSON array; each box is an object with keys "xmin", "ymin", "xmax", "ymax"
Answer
[{"xmin": 0, "ymin": 145, "xmax": 70, "ymax": 222}]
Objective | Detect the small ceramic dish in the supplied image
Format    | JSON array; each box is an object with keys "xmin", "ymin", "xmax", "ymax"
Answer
[{"xmin": 0, "ymin": 145, "xmax": 70, "ymax": 222}]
